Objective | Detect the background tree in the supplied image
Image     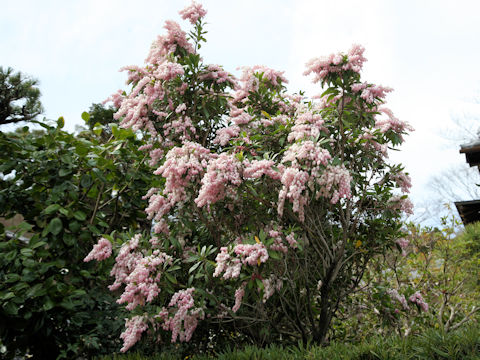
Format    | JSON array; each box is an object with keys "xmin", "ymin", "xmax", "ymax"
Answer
[
  {"xmin": 0, "ymin": 67, "xmax": 43, "ymax": 126},
  {"xmin": 0, "ymin": 115, "xmax": 155, "ymax": 359}
]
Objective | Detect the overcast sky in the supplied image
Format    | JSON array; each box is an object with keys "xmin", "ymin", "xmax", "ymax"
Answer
[{"xmin": 2, "ymin": 0, "xmax": 480, "ymax": 222}]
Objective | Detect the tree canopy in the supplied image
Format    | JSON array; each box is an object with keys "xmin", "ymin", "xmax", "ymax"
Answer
[{"xmin": 0, "ymin": 66, "xmax": 43, "ymax": 126}]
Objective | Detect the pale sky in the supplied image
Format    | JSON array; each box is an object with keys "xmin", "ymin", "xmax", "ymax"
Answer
[{"xmin": 2, "ymin": 0, "xmax": 480, "ymax": 222}]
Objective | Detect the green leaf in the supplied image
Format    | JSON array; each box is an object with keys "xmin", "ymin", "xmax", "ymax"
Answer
[
  {"xmin": 20, "ymin": 248, "xmax": 34, "ymax": 257},
  {"xmin": 73, "ymin": 211, "xmax": 87, "ymax": 221},
  {"xmin": 48, "ymin": 217, "xmax": 63, "ymax": 236},
  {"xmin": 3, "ymin": 302, "xmax": 18, "ymax": 315},
  {"xmin": 43, "ymin": 297, "xmax": 55, "ymax": 311},
  {"xmin": 44, "ymin": 204, "xmax": 61, "ymax": 215},
  {"xmin": 5, "ymin": 273, "xmax": 21, "ymax": 283},
  {"xmin": 57, "ymin": 116, "xmax": 65, "ymax": 129},
  {"xmin": 189, "ymin": 262, "xmax": 202, "ymax": 274},
  {"xmin": 63, "ymin": 233, "xmax": 75, "ymax": 246},
  {"xmin": 81, "ymin": 111, "xmax": 90, "ymax": 122},
  {"xmin": 80, "ymin": 174, "xmax": 92, "ymax": 188},
  {"xmin": 164, "ymin": 272, "xmax": 177, "ymax": 284}
]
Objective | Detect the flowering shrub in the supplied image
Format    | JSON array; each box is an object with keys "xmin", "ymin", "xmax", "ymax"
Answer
[{"xmin": 89, "ymin": 1, "xmax": 413, "ymax": 351}]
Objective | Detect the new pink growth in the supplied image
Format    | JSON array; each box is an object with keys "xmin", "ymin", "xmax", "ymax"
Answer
[{"xmin": 84, "ymin": 237, "xmax": 112, "ymax": 262}]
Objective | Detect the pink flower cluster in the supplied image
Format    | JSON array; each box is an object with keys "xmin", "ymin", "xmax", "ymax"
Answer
[
  {"xmin": 213, "ymin": 247, "xmax": 242, "ymax": 279},
  {"xmin": 117, "ymin": 250, "xmax": 173, "ymax": 310},
  {"xmin": 120, "ymin": 316, "xmax": 148, "ymax": 352},
  {"xmin": 233, "ymin": 65, "xmax": 288, "ymax": 103},
  {"xmin": 109, "ymin": 234, "xmax": 143, "ymax": 291},
  {"xmin": 277, "ymin": 167, "xmax": 310, "ymax": 221},
  {"xmin": 388, "ymin": 195, "xmax": 414, "ymax": 215},
  {"xmin": 392, "ymin": 171, "xmax": 412, "ymax": 193},
  {"xmin": 409, "ymin": 291, "xmax": 429, "ymax": 312},
  {"xmin": 213, "ymin": 125, "xmax": 240, "ymax": 146},
  {"xmin": 395, "ymin": 238, "xmax": 410, "ymax": 257},
  {"xmin": 375, "ymin": 107, "xmax": 414, "ymax": 139},
  {"xmin": 304, "ymin": 44, "xmax": 366, "ymax": 83},
  {"xmin": 387, "ymin": 288, "xmax": 409, "ymax": 310},
  {"xmin": 316, "ymin": 165, "xmax": 352, "ymax": 204},
  {"xmin": 288, "ymin": 112, "xmax": 327, "ymax": 142},
  {"xmin": 261, "ymin": 275, "xmax": 283, "ymax": 303},
  {"xmin": 199, "ymin": 64, "xmax": 235, "ymax": 85},
  {"xmin": 352, "ymin": 83, "xmax": 393, "ymax": 104},
  {"xmin": 232, "ymin": 283, "xmax": 246, "ymax": 312},
  {"xmin": 268, "ymin": 228, "xmax": 297, "ymax": 254},
  {"xmin": 159, "ymin": 288, "xmax": 205, "ymax": 342},
  {"xmin": 213, "ymin": 242, "xmax": 269, "ymax": 278},
  {"xmin": 145, "ymin": 142, "xmax": 211, "ymax": 233},
  {"xmin": 234, "ymin": 243, "xmax": 269, "ymax": 266},
  {"xmin": 243, "ymin": 159, "xmax": 282, "ymax": 181},
  {"xmin": 84, "ymin": 237, "xmax": 112, "ymax": 262},
  {"xmin": 195, "ymin": 153, "xmax": 242, "ymax": 208},
  {"xmin": 146, "ymin": 20, "xmax": 194, "ymax": 63},
  {"xmin": 282, "ymin": 141, "xmax": 331, "ymax": 168},
  {"xmin": 357, "ymin": 129, "xmax": 388, "ymax": 157},
  {"xmin": 179, "ymin": 1, "xmax": 207, "ymax": 24}
]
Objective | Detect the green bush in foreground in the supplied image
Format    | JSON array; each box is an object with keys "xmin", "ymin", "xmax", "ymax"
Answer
[{"xmin": 97, "ymin": 323, "xmax": 480, "ymax": 360}]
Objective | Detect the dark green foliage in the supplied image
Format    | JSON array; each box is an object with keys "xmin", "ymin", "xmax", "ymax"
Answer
[
  {"xmin": 0, "ymin": 67, "xmax": 43, "ymax": 125},
  {"xmin": 0, "ymin": 118, "xmax": 155, "ymax": 359},
  {"xmin": 96, "ymin": 323, "xmax": 480, "ymax": 359}
]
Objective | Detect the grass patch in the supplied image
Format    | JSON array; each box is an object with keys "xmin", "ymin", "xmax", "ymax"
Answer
[{"xmin": 97, "ymin": 323, "xmax": 480, "ymax": 360}]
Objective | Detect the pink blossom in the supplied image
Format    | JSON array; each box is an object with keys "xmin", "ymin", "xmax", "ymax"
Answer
[
  {"xmin": 316, "ymin": 165, "xmax": 352, "ymax": 204},
  {"xmin": 288, "ymin": 112, "xmax": 327, "ymax": 142},
  {"xmin": 234, "ymin": 243, "xmax": 269, "ymax": 266},
  {"xmin": 396, "ymin": 238, "xmax": 410, "ymax": 256},
  {"xmin": 304, "ymin": 44, "xmax": 366, "ymax": 83},
  {"xmin": 117, "ymin": 251, "xmax": 173, "ymax": 310},
  {"xmin": 145, "ymin": 20, "xmax": 194, "ymax": 63},
  {"xmin": 213, "ymin": 125, "xmax": 240, "ymax": 146},
  {"xmin": 232, "ymin": 283, "xmax": 246, "ymax": 312},
  {"xmin": 109, "ymin": 234, "xmax": 143, "ymax": 291},
  {"xmin": 277, "ymin": 167, "xmax": 309, "ymax": 221},
  {"xmin": 387, "ymin": 289, "xmax": 409, "ymax": 310},
  {"xmin": 84, "ymin": 237, "xmax": 112, "ymax": 262},
  {"xmin": 388, "ymin": 195, "xmax": 414, "ymax": 215},
  {"xmin": 120, "ymin": 316, "xmax": 148, "ymax": 352},
  {"xmin": 375, "ymin": 107, "xmax": 414, "ymax": 138},
  {"xmin": 261, "ymin": 275, "xmax": 282, "ymax": 303},
  {"xmin": 392, "ymin": 171, "xmax": 412, "ymax": 193},
  {"xmin": 282, "ymin": 141, "xmax": 331, "ymax": 167},
  {"xmin": 161, "ymin": 288, "xmax": 204, "ymax": 343},
  {"xmin": 195, "ymin": 154, "xmax": 242, "ymax": 208},
  {"xmin": 179, "ymin": 1, "xmax": 207, "ymax": 24},
  {"xmin": 409, "ymin": 291, "xmax": 429, "ymax": 312},
  {"xmin": 243, "ymin": 159, "xmax": 282, "ymax": 180},
  {"xmin": 199, "ymin": 64, "xmax": 235, "ymax": 85}
]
